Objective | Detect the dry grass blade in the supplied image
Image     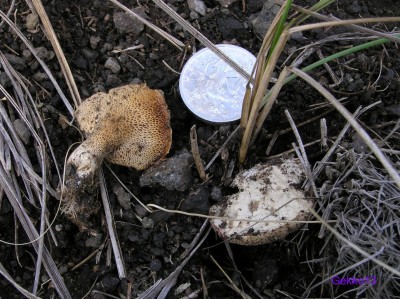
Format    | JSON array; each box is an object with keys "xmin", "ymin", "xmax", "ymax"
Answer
[
  {"xmin": 210, "ymin": 255, "xmax": 251, "ymax": 299},
  {"xmin": 283, "ymin": 2, "xmax": 400, "ymax": 44},
  {"xmin": 0, "ymin": 0, "xmax": 15, "ymax": 29},
  {"xmin": 304, "ymin": 247, "xmax": 386, "ymax": 297},
  {"xmin": 99, "ymin": 170, "xmax": 126, "ymax": 279},
  {"xmin": 251, "ymin": 66, "xmax": 289, "ymax": 145},
  {"xmin": 152, "ymin": 0, "xmax": 252, "ymax": 81},
  {"xmin": 190, "ymin": 125, "xmax": 207, "ymax": 181},
  {"xmin": 137, "ymin": 220, "xmax": 210, "ymax": 299},
  {"xmin": 239, "ymin": 30, "xmax": 289, "ymax": 163},
  {"xmin": 290, "ymin": 67, "xmax": 400, "ymax": 188},
  {"xmin": 290, "ymin": 17, "xmax": 400, "ymax": 34},
  {"xmin": 0, "ymin": 54, "xmax": 62, "ymax": 184},
  {"xmin": 147, "ymin": 204, "xmax": 335, "ymax": 224},
  {"xmin": 0, "ymin": 39, "xmax": 71, "ymax": 297},
  {"xmin": 0, "ymin": 163, "xmax": 72, "ymax": 298},
  {"xmin": 284, "ymin": 110, "xmax": 318, "ymax": 197},
  {"xmin": 205, "ymin": 125, "xmax": 240, "ymax": 171},
  {"xmin": 0, "ymin": 263, "xmax": 41, "ymax": 299},
  {"xmin": 108, "ymin": 0, "xmax": 184, "ymax": 50},
  {"xmin": 0, "ymin": 54, "xmax": 49, "ymax": 294},
  {"xmin": 239, "ymin": 3, "xmax": 287, "ymax": 130},
  {"xmin": 308, "ymin": 206, "xmax": 400, "ymax": 277},
  {"xmin": 0, "ymin": 10, "xmax": 74, "ymax": 117},
  {"xmin": 30, "ymin": 0, "xmax": 82, "ymax": 107}
]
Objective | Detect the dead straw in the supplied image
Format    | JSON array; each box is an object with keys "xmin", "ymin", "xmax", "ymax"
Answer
[
  {"xmin": 152, "ymin": 0, "xmax": 252, "ymax": 82},
  {"xmin": 30, "ymin": 0, "xmax": 82, "ymax": 107},
  {"xmin": 99, "ymin": 170, "xmax": 127, "ymax": 279},
  {"xmin": 108, "ymin": 0, "xmax": 184, "ymax": 51},
  {"xmin": 190, "ymin": 125, "xmax": 207, "ymax": 181},
  {"xmin": 0, "ymin": 10, "xmax": 74, "ymax": 117},
  {"xmin": 290, "ymin": 67, "xmax": 400, "ymax": 189}
]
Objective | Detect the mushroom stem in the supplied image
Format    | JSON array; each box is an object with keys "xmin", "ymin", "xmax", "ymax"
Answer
[
  {"xmin": 67, "ymin": 132, "xmax": 118, "ymax": 179},
  {"xmin": 67, "ymin": 141, "xmax": 104, "ymax": 178},
  {"xmin": 60, "ymin": 84, "xmax": 172, "ymax": 233}
]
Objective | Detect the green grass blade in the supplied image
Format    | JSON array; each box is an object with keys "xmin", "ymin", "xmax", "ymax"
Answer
[
  {"xmin": 262, "ymin": 34, "xmax": 400, "ymax": 106},
  {"xmin": 270, "ymin": 0, "xmax": 292, "ymax": 57}
]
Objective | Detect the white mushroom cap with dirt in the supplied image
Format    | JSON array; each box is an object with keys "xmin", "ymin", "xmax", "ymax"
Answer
[{"xmin": 61, "ymin": 84, "xmax": 172, "ymax": 233}]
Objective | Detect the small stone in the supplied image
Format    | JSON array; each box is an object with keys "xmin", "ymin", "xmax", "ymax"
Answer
[
  {"xmin": 14, "ymin": 119, "xmax": 31, "ymax": 144},
  {"xmin": 347, "ymin": 1, "xmax": 361, "ymax": 14},
  {"xmin": 142, "ymin": 217, "xmax": 154, "ymax": 229},
  {"xmin": 26, "ymin": 13, "xmax": 39, "ymax": 31},
  {"xmin": 128, "ymin": 233, "xmax": 140, "ymax": 242},
  {"xmin": 4, "ymin": 54, "xmax": 25, "ymax": 71},
  {"xmin": 152, "ymin": 232, "xmax": 166, "ymax": 248},
  {"xmin": 149, "ymin": 211, "xmax": 171, "ymax": 224},
  {"xmin": 113, "ymin": 7, "xmax": 146, "ymax": 36},
  {"xmin": 290, "ymin": 31, "xmax": 304, "ymax": 42},
  {"xmin": 32, "ymin": 72, "xmax": 48, "ymax": 82},
  {"xmin": 189, "ymin": 11, "xmax": 199, "ymax": 20},
  {"xmin": 82, "ymin": 48, "xmax": 99, "ymax": 62},
  {"xmin": 181, "ymin": 187, "xmax": 210, "ymax": 214},
  {"xmin": 217, "ymin": 17, "xmax": 245, "ymax": 39},
  {"xmin": 247, "ymin": 0, "xmax": 264, "ymax": 13},
  {"xmin": 149, "ymin": 247, "xmax": 165, "ymax": 256},
  {"xmin": 85, "ymin": 234, "xmax": 103, "ymax": 248},
  {"xmin": 106, "ymin": 74, "xmax": 122, "ymax": 87},
  {"xmin": 140, "ymin": 148, "xmax": 193, "ymax": 191},
  {"xmin": 210, "ymin": 186, "xmax": 223, "ymax": 202},
  {"xmin": 149, "ymin": 259, "xmax": 162, "ymax": 272},
  {"xmin": 34, "ymin": 47, "xmax": 53, "ymax": 61},
  {"xmin": 22, "ymin": 49, "xmax": 32, "ymax": 59},
  {"xmin": 250, "ymin": 0, "xmax": 280, "ymax": 37},
  {"xmin": 134, "ymin": 204, "xmax": 148, "ymax": 217},
  {"xmin": 104, "ymin": 57, "xmax": 121, "ymax": 74},
  {"xmin": 101, "ymin": 275, "xmax": 120, "ymax": 291},
  {"xmin": 187, "ymin": 0, "xmax": 207, "ymax": 16},
  {"xmin": 90, "ymin": 36, "xmax": 101, "ymax": 49},
  {"xmin": 149, "ymin": 53, "xmax": 159, "ymax": 60},
  {"xmin": 58, "ymin": 265, "xmax": 68, "ymax": 275},
  {"xmin": 0, "ymin": 73, "xmax": 10, "ymax": 89},
  {"xmin": 113, "ymin": 185, "xmax": 131, "ymax": 210}
]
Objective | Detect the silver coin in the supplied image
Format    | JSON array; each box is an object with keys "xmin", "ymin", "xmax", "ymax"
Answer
[{"xmin": 179, "ymin": 44, "xmax": 256, "ymax": 123}]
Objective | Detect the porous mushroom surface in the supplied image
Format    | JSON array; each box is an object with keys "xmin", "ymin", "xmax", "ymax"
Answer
[
  {"xmin": 209, "ymin": 157, "xmax": 313, "ymax": 245},
  {"xmin": 68, "ymin": 84, "xmax": 172, "ymax": 175},
  {"xmin": 62, "ymin": 84, "xmax": 172, "ymax": 232}
]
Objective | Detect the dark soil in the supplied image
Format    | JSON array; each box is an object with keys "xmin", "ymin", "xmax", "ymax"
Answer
[{"xmin": 0, "ymin": 0, "xmax": 399, "ymax": 298}]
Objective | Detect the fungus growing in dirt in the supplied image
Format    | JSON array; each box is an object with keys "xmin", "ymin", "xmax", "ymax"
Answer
[
  {"xmin": 61, "ymin": 84, "xmax": 172, "ymax": 232},
  {"xmin": 209, "ymin": 157, "xmax": 313, "ymax": 245}
]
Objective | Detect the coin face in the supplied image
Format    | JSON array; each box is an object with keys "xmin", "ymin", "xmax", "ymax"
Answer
[{"xmin": 179, "ymin": 44, "xmax": 256, "ymax": 123}]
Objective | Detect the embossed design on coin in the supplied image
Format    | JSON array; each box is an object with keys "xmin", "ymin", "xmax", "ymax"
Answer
[{"xmin": 179, "ymin": 44, "xmax": 256, "ymax": 123}]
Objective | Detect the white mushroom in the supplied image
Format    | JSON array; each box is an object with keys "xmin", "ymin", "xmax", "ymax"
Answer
[{"xmin": 209, "ymin": 157, "xmax": 313, "ymax": 245}]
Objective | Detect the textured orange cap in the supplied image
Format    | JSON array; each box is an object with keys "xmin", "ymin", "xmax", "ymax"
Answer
[{"xmin": 75, "ymin": 84, "xmax": 172, "ymax": 170}]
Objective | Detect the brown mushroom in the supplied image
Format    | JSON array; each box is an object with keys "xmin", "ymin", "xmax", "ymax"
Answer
[{"xmin": 61, "ymin": 84, "xmax": 172, "ymax": 232}]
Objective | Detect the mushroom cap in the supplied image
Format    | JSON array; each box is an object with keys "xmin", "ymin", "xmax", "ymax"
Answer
[
  {"xmin": 75, "ymin": 84, "xmax": 172, "ymax": 170},
  {"xmin": 209, "ymin": 158, "xmax": 313, "ymax": 245}
]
